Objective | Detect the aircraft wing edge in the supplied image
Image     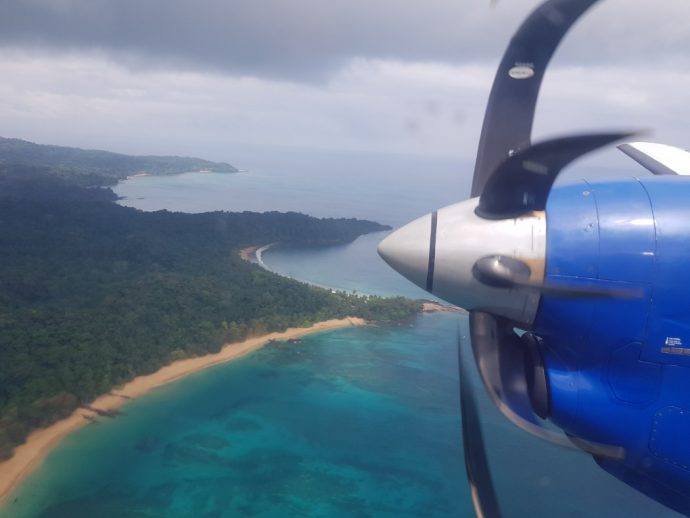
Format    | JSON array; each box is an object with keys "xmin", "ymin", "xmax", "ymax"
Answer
[{"xmin": 618, "ymin": 142, "xmax": 690, "ymax": 176}]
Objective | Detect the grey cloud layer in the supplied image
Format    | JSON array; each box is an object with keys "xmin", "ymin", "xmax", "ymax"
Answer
[{"xmin": 2, "ymin": 0, "xmax": 689, "ymax": 81}]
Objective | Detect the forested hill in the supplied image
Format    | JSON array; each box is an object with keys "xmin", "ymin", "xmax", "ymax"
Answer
[
  {"xmin": 0, "ymin": 136, "xmax": 237, "ymax": 186},
  {"xmin": 0, "ymin": 165, "xmax": 418, "ymax": 459}
]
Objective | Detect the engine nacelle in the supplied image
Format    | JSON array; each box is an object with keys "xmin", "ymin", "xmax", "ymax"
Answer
[{"xmin": 535, "ymin": 176, "xmax": 690, "ymax": 506}]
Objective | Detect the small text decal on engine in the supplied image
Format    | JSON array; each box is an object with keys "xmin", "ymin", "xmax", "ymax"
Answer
[{"xmin": 662, "ymin": 337, "xmax": 689, "ymax": 355}]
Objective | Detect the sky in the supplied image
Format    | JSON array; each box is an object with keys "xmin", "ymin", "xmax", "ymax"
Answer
[{"xmin": 0, "ymin": 0, "xmax": 689, "ymax": 171}]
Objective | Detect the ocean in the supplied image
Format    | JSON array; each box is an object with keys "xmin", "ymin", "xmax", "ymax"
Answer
[
  {"xmin": 4, "ymin": 150, "xmax": 678, "ymax": 517},
  {"xmin": 7, "ymin": 314, "xmax": 466, "ymax": 518}
]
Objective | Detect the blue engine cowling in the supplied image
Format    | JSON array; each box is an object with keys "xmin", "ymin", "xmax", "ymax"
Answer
[{"xmin": 534, "ymin": 175, "xmax": 690, "ymax": 510}]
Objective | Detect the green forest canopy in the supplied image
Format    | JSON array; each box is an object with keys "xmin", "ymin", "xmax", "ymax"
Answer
[{"xmin": 0, "ymin": 164, "xmax": 420, "ymax": 460}]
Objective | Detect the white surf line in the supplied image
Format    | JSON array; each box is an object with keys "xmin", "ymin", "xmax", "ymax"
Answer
[
  {"xmin": 254, "ymin": 243, "xmax": 276, "ymax": 268},
  {"xmin": 256, "ymin": 241, "xmax": 415, "ymax": 299},
  {"xmin": 255, "ymin": 243, "xmax": 353, "ymax": 294}
]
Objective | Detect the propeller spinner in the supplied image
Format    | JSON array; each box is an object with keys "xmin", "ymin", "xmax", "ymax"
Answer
[{"xmin": 378, "ymin": 198, "xmax": 546, "ymax": 325}]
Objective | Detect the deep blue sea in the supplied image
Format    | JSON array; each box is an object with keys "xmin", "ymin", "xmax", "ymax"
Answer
[{"xmin": 3, "ymin": 150, "xmax": 678, "ymax": 517}]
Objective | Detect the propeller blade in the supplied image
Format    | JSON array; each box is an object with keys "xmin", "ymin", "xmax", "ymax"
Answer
[
  {"xmin": 472, "ymin": 254, "xmax": 643, "ymax": 299},
  {"xmin": 471, "ymin": 0, "xmax": 602, "ymax": 197},
  {"xmin": 469, "ymin": 311, "xmax": 625, "ymax": 458},
  {"xmin": 472, "ymin": 254, "xmax": 531, "ymax": 288},
  {"xmin": 458, "ymin": 324, "xmax": 503, "ymax": 518},
  {"xmin": 470, "ymin": 311, "xmax": 544, "ymax": 424},
  {"xmin": 475, "ymin": 132, "xmax": 635, "ymax": 219}
]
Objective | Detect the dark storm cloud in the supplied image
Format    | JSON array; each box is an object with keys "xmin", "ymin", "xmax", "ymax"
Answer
[
  {"xmin": 1, "ymin": 0, "xmax": 689, "ymax": 82},
  {"xmin": 4, "ymin": 0, "xmax": 477, "ymax": 80}
]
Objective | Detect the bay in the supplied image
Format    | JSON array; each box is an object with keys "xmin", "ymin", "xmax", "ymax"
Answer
[{"xmin": 114, "ymin": 148, "xmax": 466, "ymax": 227}]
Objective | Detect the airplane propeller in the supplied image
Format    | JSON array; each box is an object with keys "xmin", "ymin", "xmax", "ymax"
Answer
[{"xmin": 377, "ymin": 0, "xmax": 633, "ymax": 515}]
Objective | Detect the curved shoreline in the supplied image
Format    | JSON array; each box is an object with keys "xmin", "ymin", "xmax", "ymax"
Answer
[
  {"xmin": 238, "ymin": 243, "xmax": 275, "ymax": 267},
  {"xmin": 239, "ymin": 245, "xmax": 339, "ymax": 292},
  {"xmin": 0, "ymin": 317, "xmax": 366, "ymax": 505},
  {"xmin": 254, "ymin": 243, "xmax": 275, "ymax": 268}
]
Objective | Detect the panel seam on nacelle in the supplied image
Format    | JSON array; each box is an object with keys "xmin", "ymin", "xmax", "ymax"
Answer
[
  {"xmin": 635, "ymin": 178, "xmax": 659, "ymax": 364},
  {"xmin": 582, "ymin": 179, "xmax": 601, "ymax": 281}
]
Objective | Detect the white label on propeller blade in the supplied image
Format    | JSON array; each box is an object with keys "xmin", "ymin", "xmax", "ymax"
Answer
[{"xmin": 509, "ymin": 64, "xmax": 535, "ymax": 80}]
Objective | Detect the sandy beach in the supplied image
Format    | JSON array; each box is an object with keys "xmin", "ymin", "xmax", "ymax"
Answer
[
  {"xmin": 239, "ymin": 244, "xmax": 275, "ymax": 268},
  {"xmin": 240, "ymin": 246, "xmax": 259, "ymax": 263},
  {"xmin": 0, "ymin": 317, "xmax": 366, "ymax": 505},
  {"xmin": 421, "ymin": 301, "xmax": 465, "ymax": 313},
  {"xmin": 239, "ymin": 245, "xmax": 261, "ymax": 263}
]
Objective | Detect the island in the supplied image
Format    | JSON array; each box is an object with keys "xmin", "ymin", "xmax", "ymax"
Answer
[
  {"xmin": 0, "ymin": 151, "xmax": 421, "ymax": 504},
  {"xmin": 0, "ymin": 136, "xmax": 238, "ymax": 186}
]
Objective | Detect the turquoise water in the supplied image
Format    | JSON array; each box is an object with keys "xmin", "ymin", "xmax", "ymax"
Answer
[
  {"xmin": 261, "ymin": 233, "xmax": 434, "ymax": 300},
  {"xmin": 114, "ymin": 150, "xmax": 465, "ymax": 227},
  {"xmin": 5, "ymin": 152, "xmax": 681, "ymax": 517},
  {"xmin": 6, "ymin": 314, "xmax": 468, "ymax": 517}
]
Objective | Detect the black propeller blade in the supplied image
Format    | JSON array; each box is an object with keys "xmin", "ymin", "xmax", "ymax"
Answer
[
  {"xmin": 470, "ymin": 311, "xmax": 543, "ymax": 423},
  {"xmin": 472, "ymin": 254, "xmax": 644, "ymax": 299},
  {"xmin": 471, "ymin": 0, "xmax": 602, "ymax": 197},
  {"xmin": 471, "ymin": 255, "xmax": 531, "ymax": 289},
  {"xmin": 459, "ymin": 312, "xmax": 621, "ymax": 518},
  {"xmin": 458, "ymin": 325, "xmax": 503, "ymax": 518},
  {"xmin": 469, "ymin": 311, "xmax": 625, "ymax": 458},
  {"xmin": 475, "ymin": 132, "xmax": 636, "ymax": 220}
]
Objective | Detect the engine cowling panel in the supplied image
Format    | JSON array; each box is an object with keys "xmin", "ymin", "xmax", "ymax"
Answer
[{"xmin": 535, "ymin": 176, "xmax": 690, "ymax": 507}]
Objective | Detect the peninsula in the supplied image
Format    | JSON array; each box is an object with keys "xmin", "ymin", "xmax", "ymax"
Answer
[{"xmin": 0, "ymin": 148, "xmax": 420, "ymax": 505}]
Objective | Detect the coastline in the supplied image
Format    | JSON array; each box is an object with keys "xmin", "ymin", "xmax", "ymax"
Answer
[
  {"xmin": 239, "ymin": 245, "xmax": 382, "ymax": 295},
  {"xmin": 0, "ymin": 317, "xmax": 366, "ymax": 505},
  {"xmin": 239, "ymin": 243, "xmax": 275, "ymax": 267},
  {"xmin": 421, "ymin": 301, "xmax": 466, "ymax": 314}
]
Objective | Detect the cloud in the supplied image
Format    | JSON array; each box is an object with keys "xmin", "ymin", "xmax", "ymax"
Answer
[
  {"xmin": 0, "ymin": 50, "xmax": 687, "ymax": 167},
  {"xmin": 1, "ymin": 0, "xmax": 689, "ymax": 82},
  {"xmin": 0, "ymin": 51, "xmax": 483, "ymax": 159},
  {"xmin": 0, "ymin": 0, "xmax": 688, "ymax": 170}
]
